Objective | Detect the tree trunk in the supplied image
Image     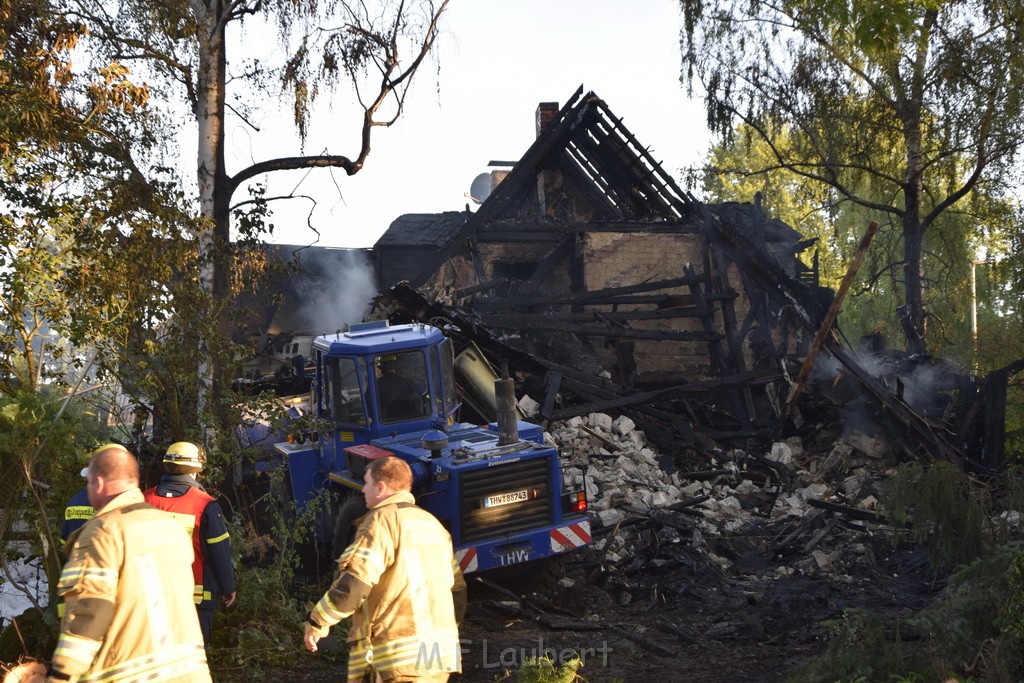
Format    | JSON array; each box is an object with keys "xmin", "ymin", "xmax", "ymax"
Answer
[
  {"xmin": 901, "ymin": 215, "xmax": 927, "ymax": 354},
  {"xmin": 901, "ymin": 30, "xmax": 930, "ymax": 355},
  {"xmin": 191, "ymin": 0, "xmax": 229, "ymax": 424}
]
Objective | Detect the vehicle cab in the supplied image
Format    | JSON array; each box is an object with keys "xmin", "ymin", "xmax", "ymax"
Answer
[{"xmin": 314, "ymin": 320, "xmax": 459, "ymax": 454}]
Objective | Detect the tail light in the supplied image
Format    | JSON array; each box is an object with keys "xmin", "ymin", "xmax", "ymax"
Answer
[{"xmin": 570, "ymin": 490, "xmax": 587, "ymax": 512}]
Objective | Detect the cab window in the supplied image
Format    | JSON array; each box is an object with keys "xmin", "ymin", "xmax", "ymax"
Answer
[
  {"xmin": 374, "ymin": 351, "xmax": 429, "ymax": 423},
  {"xmin": 327, "ymin": 356, "xmax": 369, "ymax": 426}
]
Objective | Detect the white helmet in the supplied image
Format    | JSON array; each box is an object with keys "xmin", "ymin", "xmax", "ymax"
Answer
[{"xmin": 163, "ymin": 442, "xmax": 205, "ymax": 471}]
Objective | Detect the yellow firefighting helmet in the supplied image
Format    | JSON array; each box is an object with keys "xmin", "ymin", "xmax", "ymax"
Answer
[
  {"xmin": 162, "ymin": 442, "xmax": 205, "ymax": 471},
  {"xmin": 83, "ymin": 443, "xmax": 131, "ymax": 477}
]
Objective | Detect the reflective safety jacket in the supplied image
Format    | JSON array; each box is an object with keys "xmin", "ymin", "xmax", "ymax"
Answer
[
  {"xmin": 51, "ymin": 488, "xmax": 210, "ymax": 683},
  {"xmin": 143, "ymin": 477, "xmax": 235, "ymax": 610},
  {"xmin": 309, "ymin": 491, "xmax": 467, "ymax": 682}
]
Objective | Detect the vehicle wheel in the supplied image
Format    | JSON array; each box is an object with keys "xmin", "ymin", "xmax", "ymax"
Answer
[{"xmin": 331, "ymin": 494, "xmax": 367, "ymax": 560}]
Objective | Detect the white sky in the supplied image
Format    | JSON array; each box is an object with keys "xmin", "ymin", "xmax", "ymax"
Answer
[{"xmin": 228, "ymin": 0, "xmax": 711, "ymax": 249}]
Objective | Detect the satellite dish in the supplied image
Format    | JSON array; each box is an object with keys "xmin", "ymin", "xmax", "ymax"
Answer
[{"xmin": 469, "ymin": 172, "xmax": 492, "ymax": 204}]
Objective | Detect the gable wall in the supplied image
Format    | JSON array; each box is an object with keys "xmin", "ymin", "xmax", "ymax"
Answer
[{"xmin": 584, "ymin": 231, "xmax": 725, "ymax": 381}]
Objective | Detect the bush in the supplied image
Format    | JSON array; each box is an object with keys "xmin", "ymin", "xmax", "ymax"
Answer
[
  {"xmin": 513, "ymin": 655, "xmax": 585, "ymax": 683},
  {"xmin": 207, "ymin": 486, "xmax": 342, "ymax": 678},
  {"xmin": 792, "ymin": 543, "xmax": 1024, "ymax": 681},
  {"xmin": 880, "ymin": 462, "xmax": 1003, "ymax": 571}
]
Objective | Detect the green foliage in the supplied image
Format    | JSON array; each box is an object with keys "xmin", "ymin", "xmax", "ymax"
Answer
[
  {"xmin": 879, "ymin": 462, "xmax": 997, "ymax": 570},
  {"xmin": 697, "ymin": 121, "xmax": 1023, "ymax": 361},
  {"xmin": 794, "ymin": 543, "xmax": 1024, "ymax": 681},
  {"xmin": 513, "ymin": 656, "xmax": 585, "ymax": 683},
  {"xmin": 0, "ymin": 386, "xmax": 113, "ymax": 636},
  {"xmin": 207, "ymin": 486, "xmax": 338, "ymax": 675},
  {"xmin": 680, "ymin": 0, "xmax": 1024, "ymax": 349}
]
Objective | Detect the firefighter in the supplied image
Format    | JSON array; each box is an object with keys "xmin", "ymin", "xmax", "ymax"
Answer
[
  {"xmin": 59, "ymin": 462, "xmax": 95, "ymax": 543},
  {"xmin": 143, "ymin": 442, "xmax": 237, "ymax": 647},
  {"xmin": 55, "ymin": 455, "xmax": 98, "ymax": 621},
  {"xmin": 304, "ymin": 456, "xmax": 467, "ymax": 682},
  {"xmin": 48, "ymin": 444, "xmax": 210, "ymax": 683}
]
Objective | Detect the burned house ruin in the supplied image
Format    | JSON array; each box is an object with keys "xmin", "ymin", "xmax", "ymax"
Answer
[
  {"xmin": 369, "ymin": 88, "xmax": 1013, "ymax": 469},
  {"xmin": 371, "ymin": 88, "xmax": 829, "ymax": 451},
  {"xmin": 240, "ymin": 87, "xmax": 1012, "ymax": 470}
]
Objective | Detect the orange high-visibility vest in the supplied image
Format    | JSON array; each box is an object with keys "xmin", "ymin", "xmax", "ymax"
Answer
[{"xmin": 144, "ymin": 486, "xmax": 215, "ymax": 605}]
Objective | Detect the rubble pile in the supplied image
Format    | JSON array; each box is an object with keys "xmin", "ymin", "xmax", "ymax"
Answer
[{"xmin": 549, "ymin": 412, "xmax": 902, "ymax": 581}]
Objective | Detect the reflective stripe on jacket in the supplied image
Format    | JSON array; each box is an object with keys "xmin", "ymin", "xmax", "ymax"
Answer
[
  {"xmin": 143, "ymin": 485, "xmax": 214, "ymax": 605},
  {"xmin": 52, "ymin": 488, "xmax": 210, "ymax": 683}
]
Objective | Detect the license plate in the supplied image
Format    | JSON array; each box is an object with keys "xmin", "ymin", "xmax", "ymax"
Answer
[{"xmin": 483, "ymin": 489, "xmax": 529, "ymax": 508}]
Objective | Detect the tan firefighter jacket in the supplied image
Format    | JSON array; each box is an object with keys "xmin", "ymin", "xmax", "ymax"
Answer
[
  {"xmin": 309, "ymin": 491, "xmax": 467, "ymax": 682},
  {"xmin": 49, "ymin": 488, "xmax": 211, "ymax": 683}
]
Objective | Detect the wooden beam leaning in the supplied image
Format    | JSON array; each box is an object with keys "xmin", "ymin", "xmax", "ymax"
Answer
[{"xmin": 780, "ymin": 221, "xmax": 880, "ymax": 423}]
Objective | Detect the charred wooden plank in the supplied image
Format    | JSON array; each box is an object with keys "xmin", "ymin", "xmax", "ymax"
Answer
[
  {"xmin": 484, "ymin": 308, "xmax": 711, "ymax": 323},
  {"xmin": 710, "ymin": 245, "xmax": 759, "ymax": 422},
  {"xmin": 480, "ymin": 220, "xmax": 702, "ymax": 234},
  {"xmin": 454, "ymin": 278, "xmax": 514, "ymax": 297},
  {"xmin": 579, "ymin": 424, "xmax": 626, "ymax": 452},
  {"xmin": 691, "ymin": 204, "xmax": 822, "ymax": 331},
  {"xmin": 592, "ymin": 98, "xmax": 693, "ymax": 216},
  {"xmin": 666, "ymin": 494, "xmax": 710, "ymax": 511},
  {"xmin": 686, "ymin": 263, "xmax": 752, "ymax": 428},
  {"xmin": 473, "ymin": 275, "xmax": 708, "ymax": 309},
  {"xmin": 480, "ymin": 319, "xmax": 722, "ymax": 342},
  {"xmin": 548, "ymin": 370, "xmax": 782, "ymax": 420},
  {"xmin": 726, "ymin": 297, "xmax": 762, "ymax": 371},
  {"xmin": 538, "ymin": 614, "xmax": 605, "ymax": 631},
  {"xmin": 625, "ymin": 405, "xmax": 696, "ymax": 448},
  {"xmin": 540, "ymin": 371, "xmax": 562, "ymax": 419},
  {"xmin": 527, "ymin": 235, "xmax": 575, "ymax": 285},
  {"xmin": 607, "ymin": 624, "xmax": 678, "ymax": 656},
  {"xmin": 475, "ymin": 230, "xmax": 564, "ymax": 243},
  {"xmin": 685, "ymin": 264, "xmax": 729, "ymax": 375},
  {"xmin": 807, "ymin": 498, "xmax": 892, "ymax": 525},
  {"xmin": 473, "ymin": 291, "xmax": 737, "ymax": 310}
]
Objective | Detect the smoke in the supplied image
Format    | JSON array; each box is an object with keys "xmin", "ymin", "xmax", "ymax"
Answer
[
  {"xmin": 807, "ymin": 344, "xmax": 965, "ymax": 441},
  {"xmin": 270, "ymin": 247, "xmax": 378, "ymax": 335}
]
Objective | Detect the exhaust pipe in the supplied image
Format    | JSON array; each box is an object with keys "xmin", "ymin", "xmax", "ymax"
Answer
[{"xmin": 495, "ymin": 360, "xmax": 518, "ymax": 446}]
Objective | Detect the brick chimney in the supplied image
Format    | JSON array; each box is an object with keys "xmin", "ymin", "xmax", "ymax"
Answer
[
  {"xmin": 535, "ymin": 102, "xmax": 559, "ymax": 138},
  {"xmin": 535, "ymin": 101, "xmax": 568, "ymax": 217}
]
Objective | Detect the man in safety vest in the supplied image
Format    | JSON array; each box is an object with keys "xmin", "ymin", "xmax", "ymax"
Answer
[
  {"xmin": 143, "ymin": 442, "xmax": 237, "ymax": 646},
  {"xmin": 55, "ymin": 456, "xmax": 99, "ymax": 622},
  {"xmin": 48, "ymin": 444, "xmax": 210, "ymax": 683},
  {"xmin": 59, "ymin": 464, "xmax": 95, "ymax": 544},
  {"xmin": 304, "ymin": 456, "xmax": 466, "ymax": 682}
]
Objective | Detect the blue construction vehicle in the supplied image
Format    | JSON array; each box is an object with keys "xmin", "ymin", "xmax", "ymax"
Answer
[{"xmin": 252, "ymin": 319, "xmax": 591, "ymax": 575}]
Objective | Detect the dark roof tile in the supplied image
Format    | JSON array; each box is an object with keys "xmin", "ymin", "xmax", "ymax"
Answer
[{"xmin": 374, "ymin": 211, "xmax": 467, "ymax": 248}]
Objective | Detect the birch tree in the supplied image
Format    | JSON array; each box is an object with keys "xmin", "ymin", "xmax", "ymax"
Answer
[{"xmin": 61, "ymin": 0, "xmax": 449, "ymax": 420}]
